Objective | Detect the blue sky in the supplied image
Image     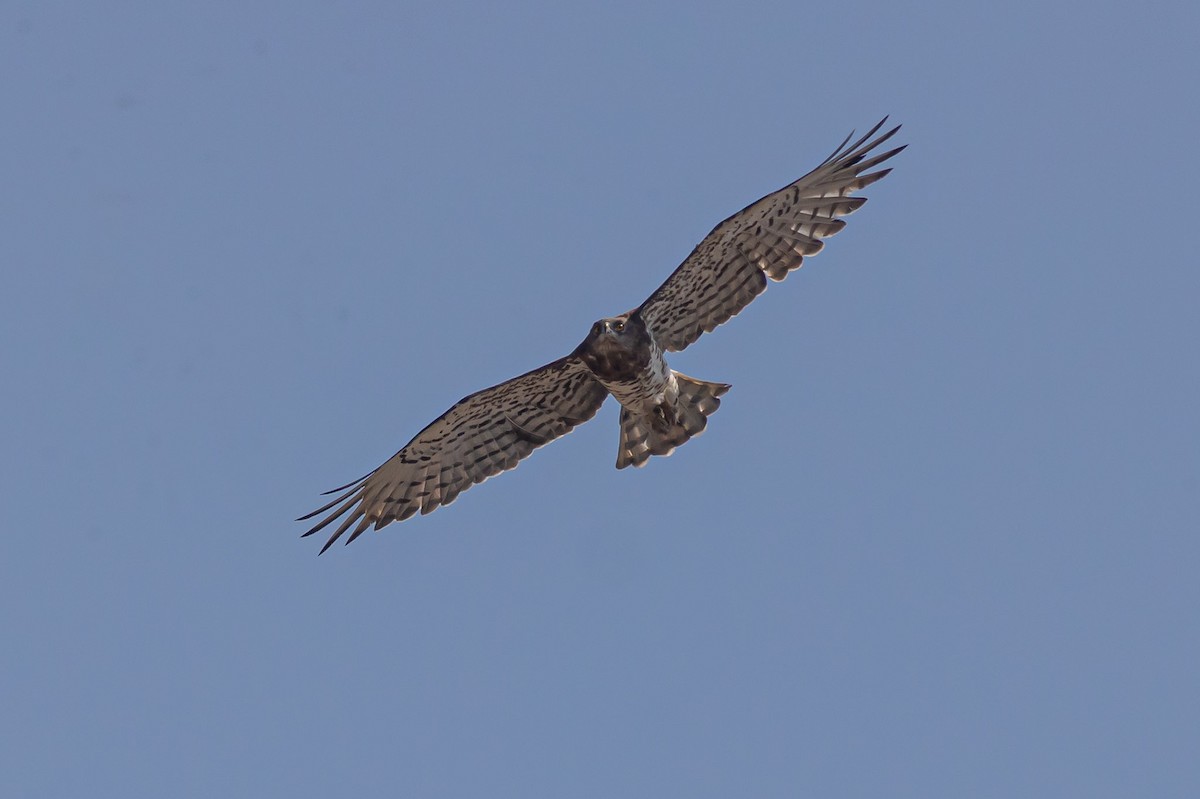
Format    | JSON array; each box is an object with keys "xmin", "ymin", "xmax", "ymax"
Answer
[{"xmin": 3, "ymin": 1, "xmax": 1198, "ymax": 796}]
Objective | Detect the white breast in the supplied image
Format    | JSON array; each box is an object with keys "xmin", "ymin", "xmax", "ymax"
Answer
[{"xmin": 603, "ymin": 336, "xmax": 676, "ymax": 413}]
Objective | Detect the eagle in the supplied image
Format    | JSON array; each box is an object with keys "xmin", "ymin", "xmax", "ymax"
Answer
[{"xmin": 301, "ymin": 119, "xmax": 904, "ymax": 552}]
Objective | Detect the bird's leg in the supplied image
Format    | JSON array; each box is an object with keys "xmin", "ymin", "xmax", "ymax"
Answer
[{"xmin": 650, "ymin": 402, "xmax": 677, "ymax": 433}]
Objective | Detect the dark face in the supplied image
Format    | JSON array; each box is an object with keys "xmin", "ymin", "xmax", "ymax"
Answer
[
  {"xmin": 586, "ymin": 315, "xmax": 632, "ymax": 345},
  {"xmin": 577, "ymin": 313, "xmax": 651, "ymax": 382}
]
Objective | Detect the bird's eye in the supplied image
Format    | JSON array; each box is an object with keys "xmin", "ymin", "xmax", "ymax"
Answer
[{"xmin": 613, "ymin": 320, "xmax": 625, "ymax": 332}]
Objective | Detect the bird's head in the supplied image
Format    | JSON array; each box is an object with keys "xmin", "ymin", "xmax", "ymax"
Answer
[
  {"xmin": 584, "ymin": 314, "xmax": 639, "ymax": 349},
  {"xmin": 575, "ymin": 312, "xmax": 651, "ymax": 375}
]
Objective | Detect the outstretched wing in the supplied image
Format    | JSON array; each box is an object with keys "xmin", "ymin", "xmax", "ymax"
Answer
[
  {"xmin": 637, "ymin": 118, "xmax": 905, "ymax": 352},
  {"xmin": 299, "ymin": 356, "xmax": 608, "ymax": 553}
]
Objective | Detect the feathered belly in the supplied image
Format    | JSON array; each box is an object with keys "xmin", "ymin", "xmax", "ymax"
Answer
[{"xmin": 601, "ymin": 341, "xmax": 675, "ymax": 413}]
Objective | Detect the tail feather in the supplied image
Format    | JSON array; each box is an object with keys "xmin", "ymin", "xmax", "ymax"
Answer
[{"xmin": 616, "ymin": 372, "xmax": 730, "ymax": 469}]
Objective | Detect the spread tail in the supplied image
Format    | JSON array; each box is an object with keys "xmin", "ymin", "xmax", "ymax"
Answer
[{"xmin": 616, "ymin": 372, "xmax": 730, "ymax": 469}]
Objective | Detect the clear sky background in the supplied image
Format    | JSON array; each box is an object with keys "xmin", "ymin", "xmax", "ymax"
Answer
[{"xmin": 3, "ymin": 2, "xmax": 1198, "ymax": 797}]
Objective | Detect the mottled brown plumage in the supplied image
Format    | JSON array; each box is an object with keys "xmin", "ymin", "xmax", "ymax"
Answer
[
  {"xmin": 298, "ymin": 358, "xmax": 607, "ymax": 553},
  {"xmin": 638, "ymin": 119, "xmax": 904, "ymax": 351},
  {"xmin": 301, "ymin": 119, "xmax": 904, "ymax": 551}
]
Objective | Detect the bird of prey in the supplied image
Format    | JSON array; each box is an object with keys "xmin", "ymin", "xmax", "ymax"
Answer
[{"xmin": 300, "ymin": 119, "xmax": 904, "ymax": 553}]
